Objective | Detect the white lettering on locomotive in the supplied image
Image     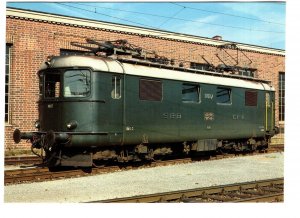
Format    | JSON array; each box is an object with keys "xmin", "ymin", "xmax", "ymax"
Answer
[
  {"xmin": 204, "ymin": 93, "xmax": 213, "ymax": 99},
  {"xmin": 233, "ymin": 114, "xmax": 245, "ymax": 120},
  {"xmin": 163, "ymin": 113, "xmax": 182, "ymax": 119}
]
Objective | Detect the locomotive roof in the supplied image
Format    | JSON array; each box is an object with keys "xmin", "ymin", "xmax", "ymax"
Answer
[{"xmin": 40, "ymin": 55, "xmax": 274, "ymax": 91}]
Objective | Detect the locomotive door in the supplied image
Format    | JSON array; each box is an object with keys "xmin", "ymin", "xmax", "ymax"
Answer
[{"xmin": 109, "ymin": 75, "xmax": 124, "ymax": 145}]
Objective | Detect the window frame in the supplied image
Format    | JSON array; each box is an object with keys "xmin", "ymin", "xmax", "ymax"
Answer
[
  {"xmin": 111, "ymin": 75, "xmax": 122, "ymax": 99},
  {"xmin": 190, "ymin": 62, "xmax": 210, "ymax": 71},
  {"xmin": 182, "ymin": 83, "xmax": 201, "ymax": 104},
  {"xmin": 60, "ymin": 49, "xmax": 89, "ymax": 56},
  {"xmin": 63, "ymin": 69, "xmax": 91, "ymax": 98},
  {"xmin": 42, "ymin": 68, "xmax": 92, "ymax": 99},
  {"xmin": 5, "ymin": 44, "xmax": 12, "ymax": 124},
  {"xmin": 238, "ymin": 68, "xmax": 256, "ymax": 77},
  {"xmin": 216, "ymin": 87, "xmax": 232, "ymax": 105},
  {"xmin": 44, "ymin": 72, "xmax": 62, "ymax": 99}
]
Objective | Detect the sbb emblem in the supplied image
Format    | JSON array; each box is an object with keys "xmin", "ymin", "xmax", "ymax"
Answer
[{"xmin": 204, "ymin": 112, "xmax": 214, "ymax": 121}]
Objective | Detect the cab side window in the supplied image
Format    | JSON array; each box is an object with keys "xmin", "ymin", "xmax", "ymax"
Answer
[
  {"xmin": 182, "ymin": 83, "xmax": 200, "ymax": 103},
  {"xmin": 216, "ymin": 87, "xmax": 231, "ymax": 104},
  {"xmin": 111, "ymin": 76, "xmax": 121, "ymax": 99},
  {"xmin": 45, "ymin": 74, "xmax": 61, "ymax": 98}
]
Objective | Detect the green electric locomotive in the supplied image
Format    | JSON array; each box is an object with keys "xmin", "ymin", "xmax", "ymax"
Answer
[{"xmin": 13, "ymin": 41, "xmax": 277, "ymax": 167}]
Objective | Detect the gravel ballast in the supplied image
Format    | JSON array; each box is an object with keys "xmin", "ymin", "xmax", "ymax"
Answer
[{"xmin": 4, "ymin": 152, "xmax": 284, "ymax": 202}]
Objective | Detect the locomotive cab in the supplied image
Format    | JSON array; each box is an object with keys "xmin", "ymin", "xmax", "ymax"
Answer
[
  {"xmin": 13, "ymin": 56, "xmax": 125, "ymax": 167},
  {"xmin": 40, "ymin": 68, "xmax": 92, "ymax": 132}
]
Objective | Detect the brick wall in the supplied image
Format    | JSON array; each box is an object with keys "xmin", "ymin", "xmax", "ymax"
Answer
[{"xmin": 5, "ymin": 16, "xmax": 285, "ymax": 150}]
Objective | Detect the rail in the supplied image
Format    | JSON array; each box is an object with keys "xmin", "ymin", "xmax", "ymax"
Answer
[
  {"xmin": 96, "ymin": 178, "xmax": 283, "ymax": 203},
  {"xmin": 5, "ymin": 156, "xmax": 42, "ymax": 165}
]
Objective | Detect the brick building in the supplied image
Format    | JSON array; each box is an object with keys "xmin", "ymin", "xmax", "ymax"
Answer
[{"xmin": 5, "ymin": 7, "xmax": 285, "ymax": 150}]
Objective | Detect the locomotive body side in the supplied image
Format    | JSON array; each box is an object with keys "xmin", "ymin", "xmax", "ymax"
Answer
[
  {"xmin": 122, "ymin": 63, "xmax": 275, "ymax": 145},
  {"xmin": 13, "ymin": 55, "xmax": 276, "ymax": 167}
]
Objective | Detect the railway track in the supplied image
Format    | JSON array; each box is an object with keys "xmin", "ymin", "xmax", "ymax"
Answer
[
  {"xmin": 5, "ymin": 156, "xmax": 42, "ymax": 165},
  {"xmin": 268, "ymin": 144, "xmax": 284, "ymax": 152},
  {"xmin": 4, "ymin": 158, "xmax": 191, "ymax": 185},
  {"xmin": 96, "ymin": 178, "xmax": 284, "ymax": 203},
  {"xmin": 5, "ymin": 146, "xmax": 284, "ymax": 185}
]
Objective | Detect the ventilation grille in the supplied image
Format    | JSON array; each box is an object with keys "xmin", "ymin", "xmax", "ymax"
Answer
[
  {"xmin": 245, "ymin": 91, "xmax": 257, "ymax": 106},
  {"xmin": 139, "ymin": 79, "xmax": 162, "ymax": 101}
]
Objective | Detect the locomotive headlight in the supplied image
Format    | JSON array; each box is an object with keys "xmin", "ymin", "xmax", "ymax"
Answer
[
  {"xmin": 34, "ymin": 120, "xmax": 40, "ymax": 129},
  {"xmin": 66, "ymin": 120, "xmax": 78, "ymax": 130}
]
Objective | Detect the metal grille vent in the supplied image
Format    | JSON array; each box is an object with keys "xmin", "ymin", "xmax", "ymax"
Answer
[
  {"xmin": 245, "ymin": 91, "xmax": 257, "ymax": 106},
  {"xmin": 139, "ymin": 79, "xmax": 162, "ymax": 101}
]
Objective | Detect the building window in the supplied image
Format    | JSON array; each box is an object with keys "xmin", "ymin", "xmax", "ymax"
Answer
[
  {"xmin": 238, "ymin": 68, "xmax": 256, "ymax": 77},
  {"xmin": 279, "ymin": 72, "xmax": 285, "ymax": 121},
  {"xmin": 60, "ymin": 49, "xmax": 88, "ymax": 56},
  {"xmin": 111, "ymin": 76, "xmax": 121, "ymax": 99},
  {"xmin": 245, "ymin": 90, "xmax": 257, "ymax": 106},
  {"xmin": 218, "ymin": 65, "xmax": 256, "ymax": 77},
  {"xmin": 216, "ymin": 87, "xmax": 231, "ymax": 104},
  {"xmin": 5, "ymin": 44, "xmax": 11, "ymax": 123},
  {"xmin": 182, "ymin": 83, "xmax": 200, "ymax": 103},
  {"xmin": 139, "ymin": 79, "xmax": 162, "ymax": 101},
  {"xmin": 190, "ymin": 62, "xmax": 210, "ymax": 71}
]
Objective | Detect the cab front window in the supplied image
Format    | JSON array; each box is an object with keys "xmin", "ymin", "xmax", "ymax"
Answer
[{"xmin": 63, "ymin": 70, "xmax": 91, "ymax": 98}]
